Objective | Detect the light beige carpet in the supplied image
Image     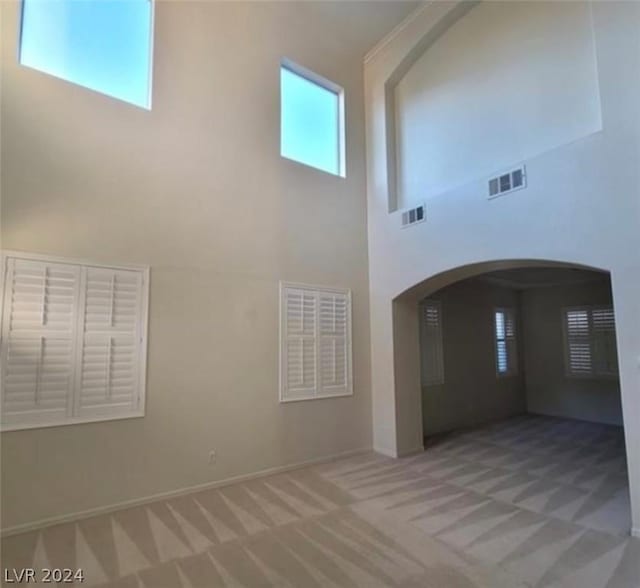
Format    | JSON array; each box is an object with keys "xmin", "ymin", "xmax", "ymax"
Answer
[{"xmin": 2, "ymin": 415, "xmax": 638, "ymax": 587}]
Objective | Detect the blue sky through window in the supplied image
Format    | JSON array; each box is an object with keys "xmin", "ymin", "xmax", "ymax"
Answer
[
  {"xmin": 280, "ymin": 66, "xmax": 341, "ymax": 176},
  {"xmin": 20, "ymin": 0, "xmax": 153, "ymax": 109}
]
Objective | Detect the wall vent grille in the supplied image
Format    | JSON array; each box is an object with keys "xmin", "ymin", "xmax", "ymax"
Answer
[
  {"xmin": 401, "ymin": 204, "xmax": 425, "ymax": 228},
  {"xmin": 488, "ymin": 165, "xmax": 527, "ymax": 198}
]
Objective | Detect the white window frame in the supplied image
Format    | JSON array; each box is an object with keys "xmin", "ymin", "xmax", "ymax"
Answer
[
  {"xmin": 420, "ymin": 299, "xmax": 444, "ymax": 386},
  {"xmin": 280, "ymin": 58, "xmax": 346, "ymax": 178},
  {"xmin": 562, "ymin": 305, "xmax": 618, "ymax": 379},
  {"xmin": 0, "ymin": 251, "xmax": 150, "ymax": 431},
  {"xmin": 18, "ymin": 0, "xmax": 156, "ymax": 110},
  {"xmin": 494, "ymin": 307, "xmax": 518, "ymax": 377},
  {"xmin": 279, "ymin": 281, "xmax": 352, "ymax": 402}
]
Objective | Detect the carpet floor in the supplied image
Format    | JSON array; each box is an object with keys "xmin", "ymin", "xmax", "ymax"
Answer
[{"xmin": 2, "ymin": 414, "xmax": 638, "ymax": 587}]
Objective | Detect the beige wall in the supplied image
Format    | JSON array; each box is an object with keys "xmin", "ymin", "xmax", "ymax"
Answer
[
  {"xmin": 394, "ymin": 0, "xmax": 601, "ymax": 206},
  {"xmin": 422, "ymin": 280, "xmax": 525, "ymax": 436},
  {"xmin": 365, "ymin": 1, "xmax": 640, "ymax": 534},
  {"xmin": 522, "ymin": 279, "xmax": 622, "ymax": 426},
  {"xmin": 0, "ymin": 1, "xmax": 401, "ymax": 531}
]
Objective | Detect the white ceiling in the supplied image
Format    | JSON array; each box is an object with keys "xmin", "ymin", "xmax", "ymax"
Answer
[{"xmin": 298, "ymin": 1, "xmax": 421, "ymax": 58}]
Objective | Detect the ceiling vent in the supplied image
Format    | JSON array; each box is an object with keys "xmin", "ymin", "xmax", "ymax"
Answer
[
  {"xmin": 488, "ymin": 165, "xmax": 527, "ymax": 199},
  {"xmin": 401, "ymin": 204, "xmax": 425, "ymax": 228}
]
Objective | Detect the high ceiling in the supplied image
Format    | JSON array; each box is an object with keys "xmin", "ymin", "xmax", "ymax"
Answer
[{"xmin": 298, "ymin": 1, "xmax": 421, "ymax": 58}]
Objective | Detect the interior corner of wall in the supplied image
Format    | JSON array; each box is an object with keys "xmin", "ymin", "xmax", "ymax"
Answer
[{"xmin": 373, "ymin": 444, "xmax": 398, "ymax": 458}]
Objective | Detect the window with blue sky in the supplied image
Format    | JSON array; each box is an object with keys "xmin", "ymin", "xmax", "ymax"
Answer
[
  {"xmin": 19, "ymin": 0, "xmax": 153, "ymax": 109},
  {"xmin": 280, "ymin": 62, "xmax": 345, "ymax": 177}
]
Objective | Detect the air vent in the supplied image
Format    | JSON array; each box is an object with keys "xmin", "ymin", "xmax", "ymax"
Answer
[
  {"xmin": 488, "ymin": 165, "xmax": 527, "ymax": 199},
  {"xmin": 401, "ymin": 204, "xmax": 426, "ymax": 228}
]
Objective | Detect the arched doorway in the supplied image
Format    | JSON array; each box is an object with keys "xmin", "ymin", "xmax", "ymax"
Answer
[{"xmin": 392, "ymin": 259, "xmax": 631, "ymax": 536}]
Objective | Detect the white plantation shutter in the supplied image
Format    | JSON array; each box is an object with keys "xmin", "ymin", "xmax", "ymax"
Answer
[
  {"xmin": 76, "ymin": 267, "xmax": 144, "ymax": 417},
  {"xmin": 504, "ymin": 309, "xmax": 518, "ymax": 374},
  {"xmin": 282, "ymin": 287, "xmax": 317, "ymax": 400},
  {"xmin": 564, "ymin": 306, "xmax": 617, "ymax": 377},
  {"xmin": 565, "ymin": 309, "xmax": 592, "ymax": 375},
  {"xmin": 280, "ymin": 283, "xmax": 352, "ymax": 401},
  {"xmin": 495, "ymin": 308, "xmax": 518, "ymax": 376},
  {"xmin": 1, "ymin": 252, "xmax": 149, "ymax": 431},
  {"xmin": 318, "ymin": 292, "xmax": 350, "ymax": 396},
  {"xmin": 591, "ymin": 308, "xmax": 617, "ymax": 375},
  {"xmin": 420, "ymin": 300, "xmax": 444, "ymax": 386},
  {"xmin": 1, "ymin": 258, "xmax": 80, "ymax": 427}
]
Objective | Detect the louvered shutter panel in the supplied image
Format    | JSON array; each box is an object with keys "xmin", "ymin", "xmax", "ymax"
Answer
[
  {"xmin": 495, "ymin": 311, "xmax": 508, "ymax": 374},
  {"xmin": 565, "ymin": 309, "xmax": 592, "ymax": 375},
  {"xmin": 281, "ymin": 287, "xmax": 317, "ymax": 400},
  {"xmin": 318, "ymin": 291, "xmax": 351, "ymax": 396},
  {"xmin": 591, "ymin": 307, "xmax": 617, "ymax": 375},
  {"xmin": 280, "ymin": 283, "xmax": 352, "ymax": 402},
  {"xmin": 421, "ymin": 300, "xmax": 444, "ymax": 386},
  {"xmin": 495, "ymin": 308, "xmax": 518, "ymax": 376},
  {"xmin": 1, "ymin": 258, "xmax": 80, "ymax": 426},
  {"xmin": 504, "ymin": 309, "xmax": 518, "ymax": 374},
  {"xmin": 76, "ymin": 267, "xmax": 143, "ymax": 417}
]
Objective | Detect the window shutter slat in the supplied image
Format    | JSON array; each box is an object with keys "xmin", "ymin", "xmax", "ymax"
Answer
[
  {"xmin": 494, "ymin": 308, "xmax": 518, "ymax": 376},
  {"xmin": 318, "ymin": 292, "xmax": 350, "ymax": 395},
  {"xmin": 76, "ymin": 268, "xmax": 143, "ymax": 415},
  {"xmin": 280, "ymin": 284, "xmax": 352, "ymax": 402},
  {"xmin": 1, "ymin": 258, "xmax": 79, "ymax": 425},
  {"xmin": 420, "ymin": 300, "xmax": 444, "ymax": 386},
  {"xmin": 282, "ymin": 288, "xmax": 317, "ymax": 399},
  {"xmin": 1, "ymin": 253, "xmax": 149, "ymax": 431},
  {"xmin": 565, "ymin": 306, "xmax": 617, "ymax": 377}
]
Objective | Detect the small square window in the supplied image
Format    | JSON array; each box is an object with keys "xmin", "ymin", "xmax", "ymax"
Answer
[
  {"xmin": 280, "ymin": 60, "xmax": 345, "ymax": 177},
  {"xmin": 19, "ymin": 0, "xmax": 153, "ymax": 109}
]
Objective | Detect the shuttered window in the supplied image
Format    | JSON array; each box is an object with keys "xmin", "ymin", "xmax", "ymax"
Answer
[
  {"xmin": 76, "ymin": 267, "xmax": 145, "ymax": 417},
  {"xmin": 280, "ymin": 283, "xmax": 352, "ymax": 401},
  {"xmin": 420, "ymin": 300, "xmax": 444, "ymax": 386},
  {"xmin": 495, "ymin": 307, "xmax": 518, "ymax": 376},
  {"xmin": 1, "ymin": 252, "xmax": 149, "ymax": 430},
  {"xmin": 564, "ymin": 306, "xmax": 618, "ymax": 377}
]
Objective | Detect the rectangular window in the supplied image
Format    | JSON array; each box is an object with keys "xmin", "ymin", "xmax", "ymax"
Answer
[
  {"xmin": 280, "ymin": 60, "xmax": 345, "ymax": 177},
  {"xmin": 280, "ymin": 282, "xmax": 352, "ymax": 402},
  {"xmin": 1, "ymin": 252, "xmax": 149, "ymax": 431},
  {"xmin": 420, "ymin": 299, "xmax": 444, "ymax": 386},
  {"xmin": 495, "ymin": 308, "xmax": 518, "ymax": 376},
  {"xmin": 564, "ymin": 306, "xmax": 618, "ymax": 378},
  {"xmin": 19, "ymin": 0, "xmax": 154, "ymax": 109}
]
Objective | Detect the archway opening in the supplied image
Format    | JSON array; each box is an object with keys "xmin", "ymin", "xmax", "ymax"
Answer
[{"xmin": 393, "ymin": 259, "xmax": 631, "ymax": 536}]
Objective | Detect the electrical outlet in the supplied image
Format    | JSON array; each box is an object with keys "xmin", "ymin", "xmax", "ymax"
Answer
[{"xmin": 208, "ymin": 450, "xmax": 217, "ymax": 465}]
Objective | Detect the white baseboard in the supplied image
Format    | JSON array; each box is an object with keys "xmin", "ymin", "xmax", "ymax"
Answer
[
  {"xmin": 1, "ymin": 446, "xmax": 371, "ymax": 537},
  {"xmin": 632, "ymin": 527, "xmax": 640, "ymax": 538}
]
